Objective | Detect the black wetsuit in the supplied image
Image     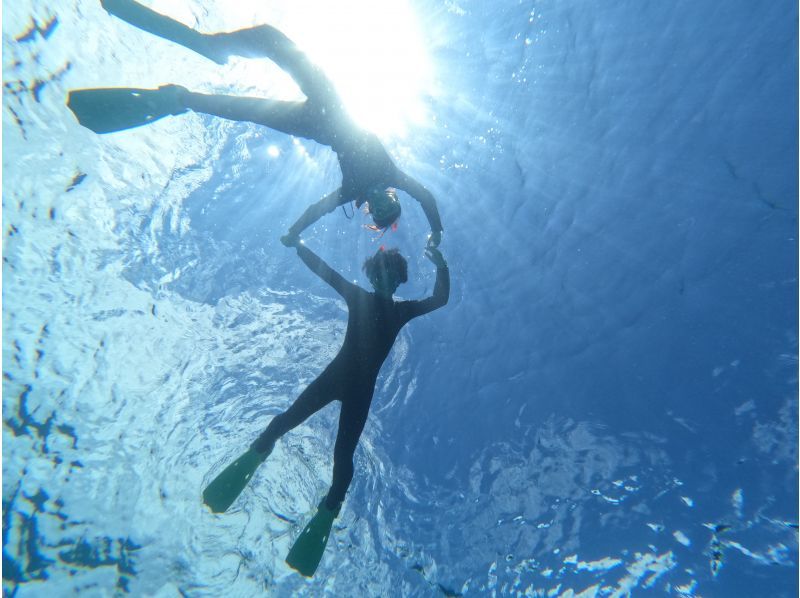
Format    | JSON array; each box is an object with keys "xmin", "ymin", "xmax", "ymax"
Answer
[
  {"xmin": 175, "ymin": 23, "xmax": 443, "ymax": 236},
  {"xmin": 254, "ymin": 244, "xmax": 449, "ymax": 508}
]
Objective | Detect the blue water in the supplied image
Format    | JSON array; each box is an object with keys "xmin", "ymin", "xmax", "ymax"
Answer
[{"xmin": 3, "ymin": 0, "xmax": 797, "ymax": 596}]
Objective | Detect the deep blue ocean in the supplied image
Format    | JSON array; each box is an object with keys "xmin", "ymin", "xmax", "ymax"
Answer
[{"xmin": 3, "ymin": 0, "xmax": 798, "ymax": 596}]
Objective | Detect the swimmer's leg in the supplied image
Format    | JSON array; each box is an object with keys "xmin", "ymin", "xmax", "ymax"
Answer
[
  {"xmin": 284, "ymin": 396, "xmax": 370, "ymax": 577},
  {"xmin": 251, "ymin": 375, "xmax": 335, "ymax": 454},
  {"xmin": 101, "ymin": 0, "xmax": 338, "ymax": 103},
  {"xmin": 207, "ymin": 25, "xmax": 338, "ymax": 103},
  {"xmin": 101, "ymin": 0, "xmax": 227, "ymax": 64},
  {"xmin": 182, "ymin": 90, "xmax": 315, "ymax": 137},
  {"xmin": 202, "ymin": 375, "xmax": 334, "ymax": 513},
  {"xmin": 324, "ymin": 395, "xmax": 371, "ymax": 510}
]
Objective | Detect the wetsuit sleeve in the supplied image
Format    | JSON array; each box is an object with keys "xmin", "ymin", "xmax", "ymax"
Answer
[
  {"xmin": 400, "ymin": 263, "xmax": 450, "ymax": 321},
  {"xmin": 288, "ymin": 188, "xmax": 347, "ymax": 237},
  {"xmin": 392, "ymin": 171, "xmax": 443, "ymax": 235},
  {"xmin": 296, "ymin": 244, "xmax": 358, "ymax": 301}
]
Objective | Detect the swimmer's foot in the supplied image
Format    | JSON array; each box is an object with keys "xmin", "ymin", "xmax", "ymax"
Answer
[{"xmin": 157, "ymin": 84, "xmax": 190, "ymax": 113}]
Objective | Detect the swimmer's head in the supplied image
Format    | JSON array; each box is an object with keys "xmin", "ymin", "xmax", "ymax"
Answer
[
  {"xmin": 365, "ymin": 187, "xmax": 401, "ymax": 229},
  {"xmin": 363, "ymin": 247, "xmax": 407, "ymax": 296}
]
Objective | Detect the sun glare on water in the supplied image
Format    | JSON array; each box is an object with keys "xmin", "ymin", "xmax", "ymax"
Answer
[
  {"xmin": 164, "ymin": 0, "xmax": 435, "ymax": 140},
  {"xmin": 293, "ymin": 1, "xmax": 434, "ymax": 139}
]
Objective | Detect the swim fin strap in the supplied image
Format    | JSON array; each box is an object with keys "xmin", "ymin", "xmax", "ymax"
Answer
[
  {"xmin": 285, "ymin": 501, "xmax": 340, "ymax": 577},
  {"xmin": 202, "ymin": 448, "xmax": 266, "ymax": 513},
  {"xmin": 67, "ymin": 87, "xmax": 186, "ymax": 134}
]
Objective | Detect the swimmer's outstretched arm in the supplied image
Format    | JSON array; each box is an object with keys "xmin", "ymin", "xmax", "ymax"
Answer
[
  {"xmin": 292, "ymin": 242, "xmax": 358, "ymax": 301},
  {"xmin": 391, "ymin": 171, "xmax": 444, "ymax": 247},
  {"xmin": 283, "ymin": 189, "xmax": 347, "ymax": 241},
  {"xmin": 402, "ymin": 247, "xmax": 450, "ymax": 319}
]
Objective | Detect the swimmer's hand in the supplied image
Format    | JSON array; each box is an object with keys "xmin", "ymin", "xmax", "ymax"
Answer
[
  {"xmin": 281, "ymin": 232, "xmax": 300, "ymax": 248},
  {"xmin": 424, "ymin": 246, "xmax": 447, "ymax": 268},
  {"xmin": 427, "ymin": 230, "xmax": 442, "ymax": 249}
]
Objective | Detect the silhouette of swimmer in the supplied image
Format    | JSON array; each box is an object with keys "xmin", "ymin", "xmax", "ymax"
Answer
[
  {"xmin": 254, "ymin": 239, "xmax": 449, "ymax": 513},
  {"xmin": 93, "ymin": 0, "xmax": 444, "ymax": 246}
]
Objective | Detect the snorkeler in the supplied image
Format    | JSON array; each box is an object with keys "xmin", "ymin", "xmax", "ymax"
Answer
[
  {"xmin": 203, "ymin": 238, "xmax": 449, "ymax": 575},
  {"xmin": 68, "ymin": 0, "xmax": 444, "ymax": 246}
]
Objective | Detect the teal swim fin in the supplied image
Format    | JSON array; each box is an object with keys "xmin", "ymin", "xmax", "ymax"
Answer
[
  {"xmin": 67, "ymin": 86, "xmax": 186, "ymax": 134},
  {"xmin": 203, "ymin": 448, "xmax": 266, "ymax": 513},
  {"xmin": 285, "ymin": 501, "xmax": 340, "ymax": 577}
]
